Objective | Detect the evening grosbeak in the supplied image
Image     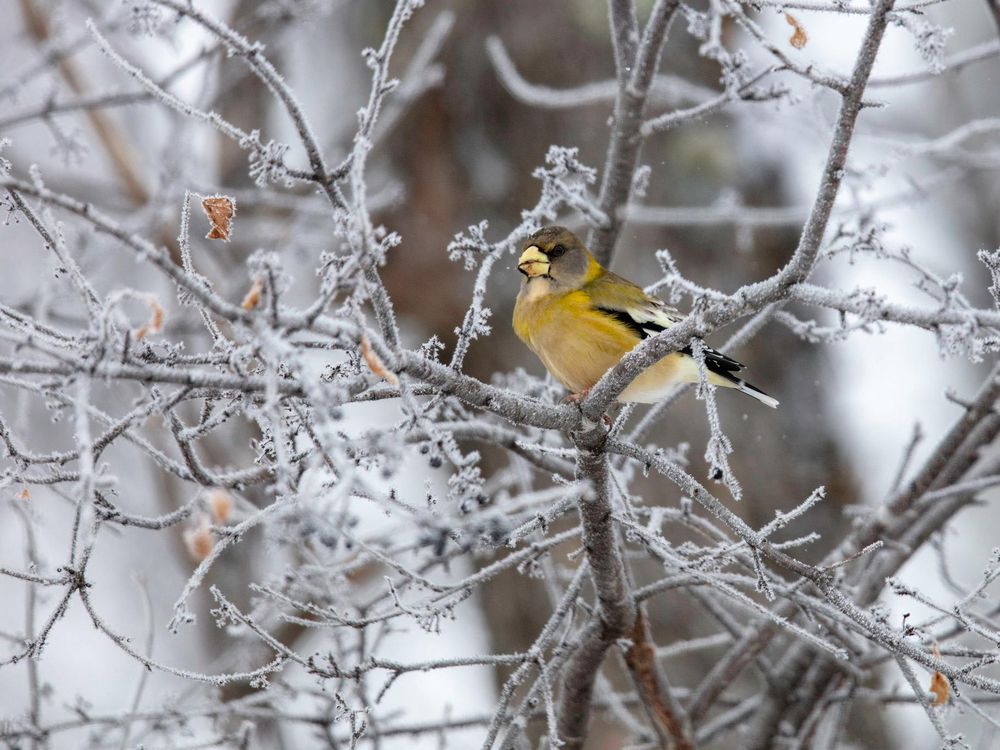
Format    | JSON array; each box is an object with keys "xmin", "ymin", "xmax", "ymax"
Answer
[{"xmin": 512, "ymin": 225, "xmax": 778, "ymax": 407}]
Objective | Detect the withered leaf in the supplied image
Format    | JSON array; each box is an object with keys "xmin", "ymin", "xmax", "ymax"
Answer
[
  {"xmin": 183, "ymin": 514, "xmax": 216, "ymax": 562},
  {"xmin": 136, "ymin": 296, "xmax": 165, "ymax": 340},
  {"xmin": 929, "ymin": 670, "xmax": 949, "ymax": 706},
  {"xmin": 207, "ymin": 489, "xmax": 233, "ymax": 524},
  {"xmin": 241, "ymin": 278, "xmax": 264, "ymax": 311},
  {"xmin": 361, "ymin": 334, "xmax": 399, "ymax": 386},
  {"xmin": 928, "ymin": 643, "xmax": 949, "ymax": 706},
  {"xmin": 785, "ymin": 13, "xmax": 808, "ymax": 50},
  {"xmin": 202, "ymin": 195, "xmax": 236, "ymax": 241}
]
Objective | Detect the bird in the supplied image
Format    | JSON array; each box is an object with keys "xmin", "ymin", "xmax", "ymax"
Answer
[{"xmin": 511, "ymin": 225, "xmax": 778, "ymax": 408}]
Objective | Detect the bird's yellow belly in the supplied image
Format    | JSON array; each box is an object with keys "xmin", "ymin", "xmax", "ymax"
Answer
[
  {"xmin": 533, "ymin": 324, "xmax": 625, "ymax": 394},
  {"xmin": 515, "ymin": 289, "xmax": 638, "ymax": 395}
]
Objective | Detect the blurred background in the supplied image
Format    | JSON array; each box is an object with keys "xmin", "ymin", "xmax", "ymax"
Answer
[{"xmin": 1, "ymin": 0, "xmax": 998, "ymax": 747}]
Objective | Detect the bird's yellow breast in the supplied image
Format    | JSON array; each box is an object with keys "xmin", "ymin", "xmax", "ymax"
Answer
[{"xmin": 513, "ymin": 283, "xmax": 640, "ymax": 394}]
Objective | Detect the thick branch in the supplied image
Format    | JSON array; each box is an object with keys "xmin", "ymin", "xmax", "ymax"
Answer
[
  {"xmin": 556, "ymin": 432, "xmax": 637, "ymax": 747},
  {"xmin": 557, "ymin": 426, "xmax": 693, "ymax": 749},
  {"xmin": 587, "ymin": 0, "xmax": 680, "ymax": 266}
]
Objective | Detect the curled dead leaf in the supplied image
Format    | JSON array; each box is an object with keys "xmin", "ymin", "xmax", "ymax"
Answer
[
  {"xmin": 241, "ymin": 278, "xmax": 264, "ymax": 311},
  {"xmin": 929, "ymin": 670, "xmax": 949, "ymax": 706},
  {"xmin": 360, "ymin": 334, "xmax": 399, "ymax": 386},
  {"xmin": 785, "ymin": 13, "xmax": 808, "ymax": 50},
  {"xmin": 19, "ymin": 486, "xmax": 30, "ymax": 501},
  {"xmin": 202, "ymin": 195, "xmax": 235, "ymax": 241},
  {"xmin": 928, "ymin": 642, "xmax": 948, "ymax": 706},
  {"xmin": 136, "ymin": 295, "xmax": 165, "ymax": 340},
  {"xmin": 206, "ymin": 489, "xmax": 233, "ymax": 524},
  {"xmin": 183, "ymin": 514, "xmax": 215, "ymax": 562}
]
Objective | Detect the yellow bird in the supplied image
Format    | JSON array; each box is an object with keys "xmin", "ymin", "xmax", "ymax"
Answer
[{"xmin": 512, "ymin": 226, "xmax": 778, "ymax": 408}]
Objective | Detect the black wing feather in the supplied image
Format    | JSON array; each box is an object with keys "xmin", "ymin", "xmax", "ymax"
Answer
[
  {"xmin": 679, "ymin": 344, "xmax": 744, "ymax": 376},
  {"xmin": 595, "ymin": 306, "xmax": 744, "ymax": 377},
  {"xmin": 596, "ymin": 307, "xmax": 663, "ymax": 339}
]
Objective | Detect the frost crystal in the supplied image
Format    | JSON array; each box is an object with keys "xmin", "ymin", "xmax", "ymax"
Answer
[
  {"xmin": 0, "ymin": 138, "xmax": 10, "ymax": 176},
  {"xmin": 241, "ymin": 130, "xmax": 293, "ymax": 188},
  {"xmin": 124, "ymin": 1, "xmax": 163, "ymax": 36},
  {"xmin": 898, "ymin": 17, "xmax": 954, "ymax": 74},
  {"xmin": 978, "ymin": 249, "xmax": 1000, "ymax": 309}
]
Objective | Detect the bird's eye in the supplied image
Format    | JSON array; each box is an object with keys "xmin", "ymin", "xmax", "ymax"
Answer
[{"xmin": 550, "ymin": 244, "xmax": 566, "ymax": 258}]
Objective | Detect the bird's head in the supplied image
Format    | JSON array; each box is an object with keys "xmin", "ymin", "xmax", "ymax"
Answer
[{"xmin": 517, "ymin": 226, "xmax": 599, "ymax": 288}]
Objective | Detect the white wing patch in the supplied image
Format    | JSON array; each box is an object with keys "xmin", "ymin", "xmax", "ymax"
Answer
[{"xmin": 616, "ymin": 296, "xmax": 683, "ymax": 338}]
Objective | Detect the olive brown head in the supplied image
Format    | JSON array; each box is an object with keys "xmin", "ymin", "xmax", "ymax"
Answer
[{"xmin": 517, "ymin": 226, "xmax": 596, "ymax": 288}]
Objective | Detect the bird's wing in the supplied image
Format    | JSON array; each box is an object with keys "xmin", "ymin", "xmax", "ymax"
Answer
[{"xmin": 586, "ymin": 272, "xmax": 745, "ymax": 375}]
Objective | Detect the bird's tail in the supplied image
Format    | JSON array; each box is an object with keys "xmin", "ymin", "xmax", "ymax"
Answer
[{"xmin": 732, "ymin": 378, "xmax": 779, "ymax": 408}]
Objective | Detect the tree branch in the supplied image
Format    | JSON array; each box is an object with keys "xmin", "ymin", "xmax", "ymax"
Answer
[{"xmin": 587, "ymin": 0, "xmax": 680, "ymax": 266}]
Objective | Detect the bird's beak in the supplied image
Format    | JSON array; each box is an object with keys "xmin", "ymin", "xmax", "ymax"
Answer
[{"xmin": 518, "ymin": 246, "xmax": 550, "ymax": 278}]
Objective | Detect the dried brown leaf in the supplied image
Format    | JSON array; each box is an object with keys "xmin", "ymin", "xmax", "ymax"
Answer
[
  {"xmin": 785, "ymin": 13, "xmax": 808, "ymax": 49},
  {"xmin": 19, "ymin": 486, "xmax": 30, "ymax": 501},
  {"xmin": 183, "ymin": 515, "xmax": 215, "ymax": 562},
  {"xmin": 207, "ymin": 489, "xmax": 233, "ymax": 524},
  {"xmin": 929, "ymin": 643, "xmax": 948, "ymax": 706},
  {"xmin": 930, "ymin": 670, "xmax": 949, "ymax": 706},
  {"xmin": 241, "ymin": 278, "xmax": 264, "ymax": 311},
  {"xmin": 360, "ymin": 334, "xmax": 399, "ymax": 385},
  {"xmin": 202, "ymin": 195, "xmax": 235, "ymax": 241},
  {"xmin": 136, "ymin": 295, "xmax": 165, "ymax": 340}
]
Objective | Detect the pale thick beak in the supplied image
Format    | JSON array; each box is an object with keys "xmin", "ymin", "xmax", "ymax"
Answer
[{"xmin": 518, "ymin": 245, "xmax": 550, "ymax": 278}]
